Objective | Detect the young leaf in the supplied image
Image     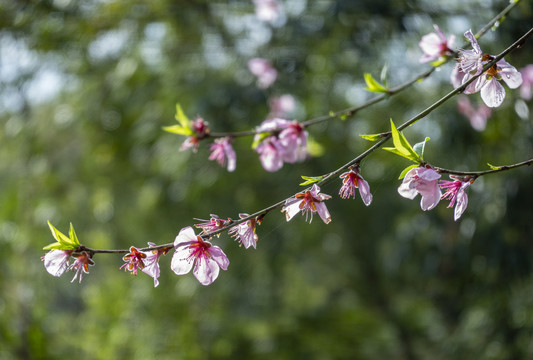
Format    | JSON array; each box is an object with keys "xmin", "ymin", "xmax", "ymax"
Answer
[
  {"xmin": 487, "ymin": 163, "xmax": 502, "ymax": 170},
  {"xmin": 300, "ymin": 175, "xmax": 325, "ymax": 186},
  {"xmin": 380, "ymin": 63, "xmax": 389, "ymax": 88},
  {"xmin": 363, "ymin": 73, "xmax": 387, "ymax": 93},
  {"xmin": 44, "ymin": 222, "xmax": 79, "ymax": 250},
  {"xmin": 413, "ymin": 137, "xmax": 430, "ymax": 160},
  {"xmin": 399, "ymin": 164, "xmax": 419, "ymax": 179},
  {"xmin": 163, "ymin": 104, "xmax": 195, "ymax": 136},
  {"xmin": 251, "ymin": 133, "xmax": 270, "ymax": 149},
  {"xmin": 359, "ymin": 133, "xmax": 383, "ymax": 141},
  {"xmin": 389, "ymin": 119, "xmax": 421, "ymax": 163}
]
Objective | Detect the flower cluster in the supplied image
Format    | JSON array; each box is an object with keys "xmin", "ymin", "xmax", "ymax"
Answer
[
  {"xmin": 43, "ymin": 249, "xmax": 95, "ymax": 283},
  {"xmin": 398, "ymin": 166, "xmax": 475, "ymax": 221},
  {"xmin": 451, "ymin": 29, "xmax": 522, "ymax": 108},
  {"xmin": 254, "ymin": 118, "xmax": 308, "ymax": 172}
]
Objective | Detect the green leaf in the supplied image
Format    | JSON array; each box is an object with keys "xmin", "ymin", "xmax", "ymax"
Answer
[
  {"xmin": 44, "ymin": 221, "xmax": 80, "ymax": 250},
  {"xmin": 413, "ymin": 137, "xmax": 430, "ymax": 160},
  {"xmin": 487, "ymin": 163, "xmax": 502, "ymax": 170},
  {"xmin": 380, "ymin": 63, "xmax": 389, "ymax": 88},
  {"xmin": 251, "ymin": 133, "xmax": 269, "ymax": 149},
  {"xmin": 363, "ymin": 73, "xmax": 388, "ymax": 93},
  {"xmin": 163, "ymin": 104, "xmax": 194, "ymax": 136},
  {"xmin": 398, "ymin": 164, "xmax": 419, "ymax": 179},
  {"xmin": 383, "ymin": 147, "xmax": 407, "ymax": 157},
  {"xmin": 389, "ymin": 119, "xmax": 420, "ymax": 163},
  {"xmin": 69, "ymin": 223, "xmax": 80, "ymax": 247},
  {"xmin": 300, "ymin": 175, "xmax": 325, "ymax": 186},
  {"xmin": 359, "ymin": 133, "xmax": 383, "ymax": 141},
  {"xmin": 429, "ymin": 58, "xmax": 447, "ymax": 67}
]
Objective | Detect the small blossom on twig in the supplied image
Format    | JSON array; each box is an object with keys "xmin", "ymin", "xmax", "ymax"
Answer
[
  {"xmin": 180, "ymin": 117, "xmax": 210, "ymax": 152},
  {"xmin": 339, "ymin": 168, "xmax": 373, "ymax": 206},
  {"xmin": 282, "ymin": 184, "xmax": 332, "ymax": 224},
  {"xmin": 440, "ymin": 176, "xmax": 474, "ymax": 221},
  {"xmin": 209, "ymin": 137, "xmax": 236, "ymax": 172},
  {"xmin": 194, "ymin": 214, "xmax": 231, "ymax": 237},
  {"xmin": 171, "ymin": 227, "xmax": 229, "ymax": 286},
  {"xmin": 69, "ymin": 251, "xmax": 94, "ymax": 283},
  {"xmin": 228, "ymin": 213, "xmax": 261, "ymax": 249},
  {"xmin": 398, "ymin": 167, "xmax": 442, "ymax": 211},
  {"xmin": 418, "ymin": 24, "xmax": 455, "ymax": 63},
  {"xmin": 120, "ymin": 246, "xmax": 147, "ymax": 276},
  {"xmin": 142, "ymin": 242, "xmax": 168, "ymax": 287},
  {"xmin": 452, "ymin": 30, "xmax": 522, "ymax": 108}
]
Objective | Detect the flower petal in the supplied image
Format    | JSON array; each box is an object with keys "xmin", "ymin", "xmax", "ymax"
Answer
[
  {"xmin": 454, "ymin": 188, "xmax": 469, "ymax": 221},
  {"xmin": 193, "ymin": 256, "xmax": 220, "ymax": 286},
  {"xmin": 170, "ymin": 247, "xmax": 194, "ymax": 275},
  {"xmin": 208, "ymin": 245, "xmax": 230, "ymax": 271},
  {"xmin": 315, "ymin": 202, "xmax": 332, "ymax": 224},
  {"xmin": 358, "ymin": 177, "xmax": 373, "ymax": 206},
  {"xmin": 174, "ymin": 226, "xmax": 198, "ymax": 247},
  {"xmin": 480, "ymin": 78, "xmax": 505, "ymax": 108}
]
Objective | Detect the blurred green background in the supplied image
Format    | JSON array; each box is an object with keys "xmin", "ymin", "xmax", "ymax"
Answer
[{"xmin": 1, "ymin": 0, "xmax": 533, "ymax": 359}]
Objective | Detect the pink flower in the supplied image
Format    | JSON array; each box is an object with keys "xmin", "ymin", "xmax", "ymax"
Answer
[
  {"xmin": 253, "ymin": 0, "xmax": 281, "ymax": 23},
  {"xmin": 141, "ymin": 242, "xmax": 168, "ymax": 287},
  {"xmin": 418, "ymin": 24, "xmax": 455, "ymax": 63},
  {"xmin": 209, "ymin": 137, "xmax": 236, "ymax": 172},
  {"xmin": 42, "ymin": 250, "xmax": 73, "ymax": 277},
  {"xmin": 180, "ymin": 117, "xmax": 210, "ymax": 152},
  {"xmin": 69, "ymin": 251, "xmax": 94, "ymax": 283},
  {"xmin": 254, "ymin": 118, "xmax": 308, "ymax": 171},
  {"xmin": 228, "ymin": 213, "xmax": 261, "ymax": 249},
  {"xmin": 440, "ymin": 176, "xmax": 474, "ymax": 221},
  {"xmin": 398, "ymin": 167, "xmax": 442, "ymax": 211},
  {"xmin": 452, "ymin": 30, "xmax": 522, "ymax": 108},
  {"xmin": 458, "ymin": 30, "xmax": 484, "ymax": 75},
  {"xmin": 194, "ymin": 214, "xmax": 231, "ymax": 237},
  {"xmin": 255, "ymin": 136, "xmax": 284, "ymax": 172},
  {"xmin": 282, "ymin": 184, "xmax": 332, "ymax": 224},
  {"xmin": 268, "ymin": 94, "xmax": 296, "ymax": 118},
  {"xmin": 457, "ymin": 96, "xmax": 491, "ymax": 131},
  {"xmin": 339, "ymin": 169, "xmax": 373, "ymax": 206},
  {"xmin": 474, "ymin": 58, "xmax": 522, "ymax": 108},
  {"xmin": 120, "ymin": 246, "xmax": 147, "ymax": 276},
  {"xmin": 520, "ymin": 65, "xmax": 533, "ymax": 100},
  {"xmin": 278, "ymin": 121, "xmax": 308, "ymax": 163},
  {"xmin": 248, "ymin": 58, "xmax": 277, "ymax": 89},
  {"xmin": 170, "ymin": 227, "xmax": 229, "ymax": 286}
]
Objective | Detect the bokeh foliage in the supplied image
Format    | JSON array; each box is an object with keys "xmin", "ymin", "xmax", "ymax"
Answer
[{"xmin": 1, "ymin": 0, "xmax": 533, "ymax": 359}]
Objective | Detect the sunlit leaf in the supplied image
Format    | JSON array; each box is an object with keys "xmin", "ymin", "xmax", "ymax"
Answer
[
  {"xmin": 398, "ymin": 164, "xmax": 419, "ymax": 179},
  {"xmin": 413, "ymin": 137, "xmax": 430, "ymax": 160},
  {"xmin": 487, "ymin": 163, "xmax": 502, "ymax": 170},
  {"xmin": 360, "ymin": 133, "xmax": 383, "ymax": 141},
  {"xmin": 299, "ymin": 175, "xmax": 325, "ymax": 186},
  {"xmin": 363, "ymin": 73, "xmax": 388, "ymax": 93}
]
